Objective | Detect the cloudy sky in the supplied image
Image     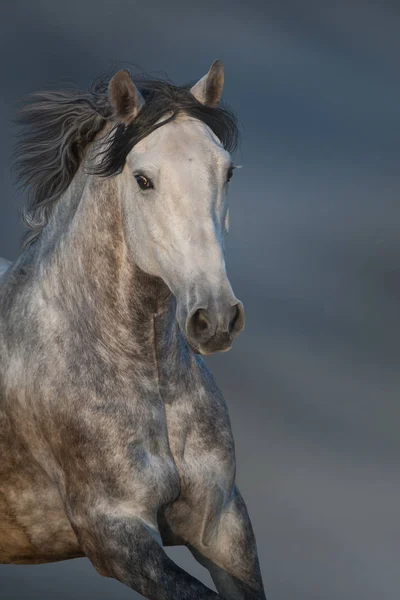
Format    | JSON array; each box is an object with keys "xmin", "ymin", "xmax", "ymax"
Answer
[{"xmin": 1, "ymin": 1, "xmax": 399, "ymax": 598}]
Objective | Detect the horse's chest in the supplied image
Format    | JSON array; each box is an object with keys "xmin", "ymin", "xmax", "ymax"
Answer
[
  {"xmin": 159, "ymin": 396, "xmax": 236, "ymax": 545},
  {"xmin": 164, "ymin": 395, "xmax": 236, "ymax": 499}
]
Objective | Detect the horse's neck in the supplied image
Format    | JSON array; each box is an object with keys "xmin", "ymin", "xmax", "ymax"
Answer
[{"xmin": 34, "ymin": 167, "xmax": 178, "ymax": 371}]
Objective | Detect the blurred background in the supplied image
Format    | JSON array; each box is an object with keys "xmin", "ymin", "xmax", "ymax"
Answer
[{"xmin": 1, "ymin": 0, "xmax": 399, "ymax": 598}]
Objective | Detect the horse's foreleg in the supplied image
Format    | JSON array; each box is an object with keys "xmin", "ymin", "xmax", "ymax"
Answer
[
  {"xmin": 68, "ymin": 508, "xmax": 219, "ymax": 600},
  {"xmin": 187, "ymin": 485, "xmax": 267, "ymax": 600}
]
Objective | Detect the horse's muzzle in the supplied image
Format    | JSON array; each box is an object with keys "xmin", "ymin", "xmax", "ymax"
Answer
[{"xmin": 184, "ymin": 300, "xmax": 245, "ymax": 355}]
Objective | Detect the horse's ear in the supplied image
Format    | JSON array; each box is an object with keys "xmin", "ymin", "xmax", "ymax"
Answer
[
  {"xmin": 108, "ymin": 70, "xmax": 145, "ymax": 124},
  {"xmin": 190, "ymin": 60, "xmax": 224, "ymax": 107}
]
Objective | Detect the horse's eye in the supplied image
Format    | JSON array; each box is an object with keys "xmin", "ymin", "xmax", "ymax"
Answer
[
  {"xmin": 135, "ymin": 174, "xmax": 153, "ymax": 190},
  {"xmin": 227, "ymin": 167, "xmax": 234, "ymax": 183}
]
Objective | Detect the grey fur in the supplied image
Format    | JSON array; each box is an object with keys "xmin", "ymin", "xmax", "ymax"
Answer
[{"xmin": 0, "ymin": 63, "xmax": 266, "ymax": 599}]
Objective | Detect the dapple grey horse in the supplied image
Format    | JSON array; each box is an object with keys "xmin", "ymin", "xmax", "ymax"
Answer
[{"xmin": 0, "ymin": 61, "xmax": 266, "ymax": 599}]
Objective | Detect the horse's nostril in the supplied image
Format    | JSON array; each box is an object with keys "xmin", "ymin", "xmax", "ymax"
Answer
[
  {"xmin": 189, "ymin": 308, "xmax": 213, "ymax": 341},
  {"xmin": 195, "ymin": 310, "xmax": 209, "ymax": 332},
  {"xmin": 186, "ymin": 302, "xmax": 244, "ymax": 346},
  {"xmin": 229, "ymin": 303, "xmax": 244, "ymax": 335}
]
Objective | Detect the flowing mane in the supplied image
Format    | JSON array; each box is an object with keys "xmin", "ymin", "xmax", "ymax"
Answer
[{"xmin": 13, "ymin": 71, "xmax": 240, "ymax": 250}]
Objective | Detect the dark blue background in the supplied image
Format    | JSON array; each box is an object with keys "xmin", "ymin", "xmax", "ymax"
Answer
[{"xmin": 1, "ymin": 1, "xmax": 399, "ymax": 598}]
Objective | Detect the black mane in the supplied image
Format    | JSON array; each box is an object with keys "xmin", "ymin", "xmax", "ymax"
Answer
[{"xmin": 13, "ymin": 71, "xmax": 240, "ymax": 250}]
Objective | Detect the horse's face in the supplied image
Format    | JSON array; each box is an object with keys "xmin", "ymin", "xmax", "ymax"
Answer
[
  {"xmin": 120, "ymin": 117, "xmax": 244, "ymax": 354},
  {"xmin": 111, "ymin": 63, "xmax": 244, "ymax": 355}
]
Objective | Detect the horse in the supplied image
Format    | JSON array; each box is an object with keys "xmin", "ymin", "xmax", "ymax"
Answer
[{"xmin": 0, "ymin": 60, "xmax": 266, "ymax": 599}]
